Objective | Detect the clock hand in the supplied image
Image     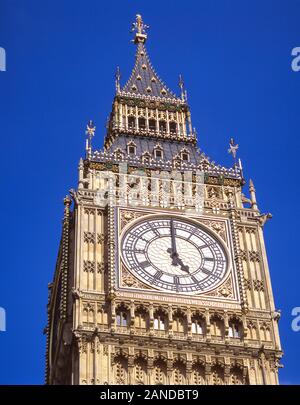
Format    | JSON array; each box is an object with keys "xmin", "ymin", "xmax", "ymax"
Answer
[
  {"xmin": 167, "ymin": 218, "xmax": 189, "ymax": 272},
  {"xmin": 167, "ymin": 218, "xmax": 179, "ymax": 265},
  {"xmin": 176, "ymin": 256, "xmax": 190, "ymax": 273},
  {"xmin": 170, "ymin": 218, "xmax": 177, "ymax": 255}
]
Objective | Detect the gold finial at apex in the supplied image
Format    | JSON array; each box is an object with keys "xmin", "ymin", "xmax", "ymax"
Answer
[
  {"xmin": 86, "ymin": 120, "xmax": 96, "ymax": 139},
  {"xmin": 131, "ymin": 14, "xmax": 149, "ymax": 44}
]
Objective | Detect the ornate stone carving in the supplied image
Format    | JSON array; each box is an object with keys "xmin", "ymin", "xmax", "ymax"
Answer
[
  {"xmin": 83, "ymin": 260, "xmax": 95, "ymax": 273},
  {"xmin": 84, "ymin": 232, "xmax": 95, "ymax": 244},
  {"xmin": 203, "ymin": 276, "xmax": 234, "ymax": 299},
  {"xmin": 121, "ymin": 265, "xmax": 152, "ymax": 290}
]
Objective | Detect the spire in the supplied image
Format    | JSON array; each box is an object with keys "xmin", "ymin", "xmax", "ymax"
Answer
[
  {"xmin": 115, "ymin": 66, "xmax": 121, "ymax": 93},
  {"xmin": 249, "ymin": 178, "xmax": 258, "ymax": 210},
  {"xmin": 121, "ymin": 14, "xmax": 180, "ymax": 100},
  {"xmin": 178, "ymin": 74, "xmax": 186, "ymax": 102}
]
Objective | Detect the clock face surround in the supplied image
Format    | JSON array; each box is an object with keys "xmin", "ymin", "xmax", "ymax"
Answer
[{"xmin": 120, "ymin": 215, "xmax": 229, "ymax": 295}]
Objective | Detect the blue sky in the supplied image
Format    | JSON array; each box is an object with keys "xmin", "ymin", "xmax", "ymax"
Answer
[{"xmin": 0, "ymin": 0, "xmax": 300, "ymax": 384}]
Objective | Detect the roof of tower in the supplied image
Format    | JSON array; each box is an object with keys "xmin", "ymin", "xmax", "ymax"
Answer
[{"xmin": 119, "ymin": 14, "xmax": 181, "ymax": 101}]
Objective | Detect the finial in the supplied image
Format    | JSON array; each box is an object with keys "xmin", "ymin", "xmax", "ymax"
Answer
[
  {"xmin": 131, "ymin": 14, "xmax": 149, "ymax": 44},
  {"xmin": 249, "ymin": 179, "xmax": 258, "ymax": 210},
  {"xmin": 178, "ymin": 74, "xmax": 185, "ymax": 101},
  {"xmin": 228, "ymin": 137, "xmax": 239, "ymax": 164},
  {"xmin": 85, "ymin": 120, "xmax": 96, "ymax": 157},
  {"xmin": 115, "ymin": 66, "xmax": 121, "ymax": 93},
  {"xmin": 86, "ymin": 120, "xmax": 96, "ymax": 140}
]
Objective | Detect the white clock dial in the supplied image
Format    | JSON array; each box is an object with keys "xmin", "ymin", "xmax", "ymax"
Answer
[{"xmin": 120, "ymin": 216, "xmax": 229, "ymax": 294}]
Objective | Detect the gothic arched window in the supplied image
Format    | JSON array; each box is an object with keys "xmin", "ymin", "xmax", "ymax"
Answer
[
  {"xmin": 191, "ymin": 316, "xmax": 204, "ymax": 335},
  {"xmin": 153, "ymin": 359, "xmax": 167, "ymax": 385},
  {"xmin": 173, "ymin": 311, "xmax": 186, "ymax": 334},
  {"xmin": 169, "ymin": 121, "xmax": 177, "ymax": 133},
  {"xmin": 192, "ymin": 363, "xmax": 205, "ymax": 385},
  {"xmin": 229, "ymin": 319, "xmax": 243, "ymax": 339},
  {"xmin": 159, "ymin": 120, "xmax": 166, "ymax": 133},
  {"xmin": 134, "ymin": 357, "xmax": 147, "ymax": 384},
  {"xmin": 138, "ymin": 117, "xmax": 146, "ymax": 130},
  {"xmin": 141, "ymin": 152, "xmax": 151, "ymax": 164},
  {"xmin": 127, "ymin": 141, "xmax": 136, "ymax": 155},
  {"xmin": 230, "ymin": 366, "xmax": 244, "ymax": 385},
  {"xmin": 211, "ymin": 365, "xmax": 224, "ymax": 385},
  {"xmin": 173, "ymin": 360, "xmax": 186, "ymax": 384},
  {"xmin": 128, "ymin": 116, "xmax": 135, "ymax": 130},
  {"xmin": 149, "ymin": 119, "xmax": 156, "ymax": 131},
  {"xmin": 135, "ymin": 307, "xmax": 148, "ymax": 330},
  {"xmin": 154, "ymin": 145, "xmax": 163, "ymax": 159},
  {"xmin": 113, "ymin": 355, "xmax": 128, "ymax": 385},
  {"xmin": 116, "ymin": 307, "xmax": 129, "ymax": 327},
  {"xmin": 210, "ymin": 315, "xmax": 224, "ymax": 338},
  {"xmin": 154, "ymin": 310, "xmax": 166, "ymax": 331}
]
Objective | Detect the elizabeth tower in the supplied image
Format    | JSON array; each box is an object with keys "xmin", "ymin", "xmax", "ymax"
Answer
[{"xmin": 46, "ymin": 15, "xmax": 282, "ymax": 385}]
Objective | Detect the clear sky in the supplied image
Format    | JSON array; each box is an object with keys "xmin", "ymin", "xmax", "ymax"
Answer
[{"xmin": 0, "ymin": 0, "xmax": 299, "ymax": 384}]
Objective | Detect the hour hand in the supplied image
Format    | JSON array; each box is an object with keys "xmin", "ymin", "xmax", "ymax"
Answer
[
  {"xmin": 167, "ymin": 248, "xmax": 179, "ymax": 266},
  {"xmin": 176, "ymin": 256, "xmax": 190, "ymax": 273}
]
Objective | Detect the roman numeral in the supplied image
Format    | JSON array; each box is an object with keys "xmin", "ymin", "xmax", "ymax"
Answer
[
  {"xmin": 174, "ymin": 276, "xmax": 180, "ymax": 285},
  {"xmin": 204, "ymin": 257, "xmax": 214, "ymax": 262},
  {"xmin": 202, "ymin": 268, "xmax": 213, "ymax": 276},
  {"xmin": 153, "ymin": 270, "xmax": 163, "ymax": 280},
  {"xmin": 191, "ymin": 276, "xmax": 200, "ymax": 284},
  {"xmin": 139, "ymin": 260, "xmax": 150, "ymax": 268}
]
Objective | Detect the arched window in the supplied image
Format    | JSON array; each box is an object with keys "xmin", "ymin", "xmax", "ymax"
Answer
[
  {"xmin": 138, "ymin": 117, "xmax": 146, "ymax": 129},
  {"xmin": 127, "ymin": 141, "xmax": 136, "ymax": 155},
  {"xmin": 210, "ymin": 315, "xmax": 224, "ymax": 338},
  {"xmin": 248, "ymin": 322, "xmax": 258, "ymax": 340},
  {"xmin": 153, "ymin": 359, "xmax": 167, "ymax": 385},
  {"xmin": 229, "ymin": 319, "xmax": 242, "ymax": 339},
  {"xmin": 173, "ymin": 360, "xmax": 186, "ymax": 384},
  {"xmin": 211, "ymin": 365, "xmax": 224, "ymax": 385},
  {"xmin": 154, "ymin": 144, "xmax": 163, "ymax": 159},
  {"xmin": 116, "ymin": 309, "xmax": 128, "ymax": 327},
  {"xmin": 169, "ymin": 121, "xmax": 177, "ymax": 133},
  {"xmin": 192, "ymin": 317, "xmax": 204, "ymax": 334},
  {"xmin": 173, "ymin": 311, "xmax": 186, "ymax": 334},
  {"xmin": 159, "ymin": 120, "xmax": 166, "ymax": 133},
  {"xmin": 149, "ymin": 119, "xmax": 156, "ymax": 131},
  {"xmin": 180, "ymin": 149, "xmax": 190, "ymax": 162},
  {"xmin": 134, "ymin": 357, "xmax": 147, "ymax": 384},
  {"xmin": 154, "ymin": 311, "xmax": 166, "ymax": 331},
  {"xmin": 135, "ymin": 308, "xmax": 148, "ymax": 330},
  {"xmin": 230, "ymin": 366, "xmax": 244, "ymax": 385},
  {"xmin": 142, "ymin": 152, "xmax": 151, "ymax": 164},
  {"xmin": 128, "ymin": 116, "xmax": 135, "ymax": 129},
  {"xmin": 113, "ymin": 355, "xmax": 128, "ymax": 384},
  {"xmin": 192, "ymin": 363, "xmax": 205, "ymax": 385},
  {"xmin": 114, "ymin": 148, "xmax": 125, "ymax": 159}
]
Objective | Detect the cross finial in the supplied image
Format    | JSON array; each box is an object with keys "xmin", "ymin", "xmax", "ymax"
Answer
[
  {"xmin": 131, "ymin": 14, "xmax": 149, "ymax": 44},
  {"xmin": 86, "ymin": 120, "xmax": 96, "ymax": 140},
  {"xmin": 228, "ymin": 137, "xmax": 239, "ymax": 164}
]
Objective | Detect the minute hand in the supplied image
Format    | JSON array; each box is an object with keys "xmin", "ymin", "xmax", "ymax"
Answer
[{"xmin": 170, "ymin": 218, "xmax": 177, "ymax": 256}]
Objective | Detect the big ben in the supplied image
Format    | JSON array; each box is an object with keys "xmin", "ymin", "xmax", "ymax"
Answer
[{"xmin": 46, "ymin": 14, "xmax": 282, "ymax": 385}]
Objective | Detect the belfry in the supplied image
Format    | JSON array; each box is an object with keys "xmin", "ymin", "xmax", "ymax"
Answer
[{"xmin": 46, "ymin": 14, "xmax": 282, "ymax": 385}]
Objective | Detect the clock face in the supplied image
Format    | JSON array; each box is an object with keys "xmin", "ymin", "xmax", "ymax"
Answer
[{"xmin": 120, "ymin": 216, "xmax": 229, "ymax": 294}]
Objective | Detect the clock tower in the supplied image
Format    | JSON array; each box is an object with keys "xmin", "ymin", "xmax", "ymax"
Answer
[{"xmin": 46, "ymin": 15, "xmax": 283, "ymax": 385}]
